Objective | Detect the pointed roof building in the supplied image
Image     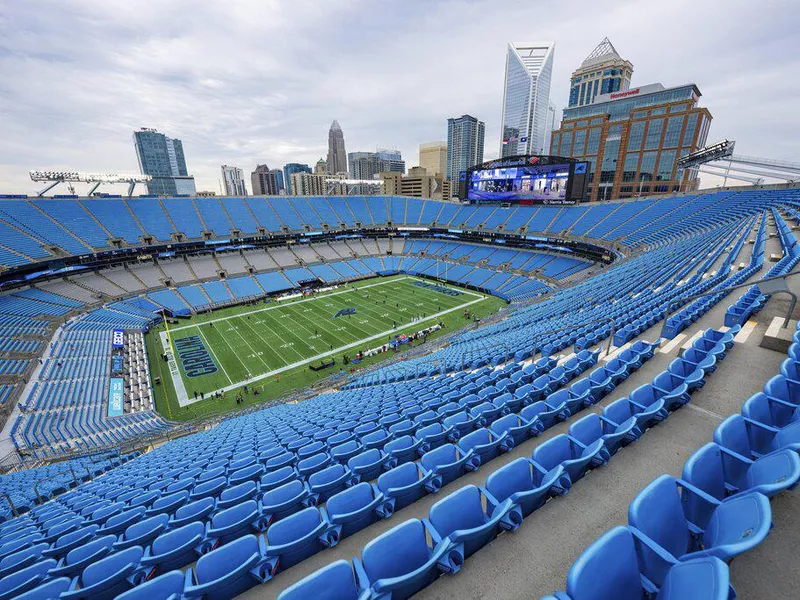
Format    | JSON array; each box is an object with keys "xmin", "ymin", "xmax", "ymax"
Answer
[
  {"xmin": 326, "ymin": 120, "xmax": 348, "ymax": 175},
  {"xmin": 568, "ymin": 37, "xmax": 633, "ymax": 108}
]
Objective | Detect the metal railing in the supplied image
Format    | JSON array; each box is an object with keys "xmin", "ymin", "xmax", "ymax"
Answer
[{"xmin": 659, "ymin": 269, "xmax": 800, "ymax": 339}]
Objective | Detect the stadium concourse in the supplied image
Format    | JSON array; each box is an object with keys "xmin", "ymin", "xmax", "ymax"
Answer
[{"xmin": 0, "ymin": 187, "xmax": 799, "ymax": 598}]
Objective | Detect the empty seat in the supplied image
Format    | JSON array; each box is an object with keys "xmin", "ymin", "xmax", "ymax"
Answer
[
  {"xmin": 457, "ymin": 427, "xmax": 511, "ymax": 467},
  {"xmin": 428, "ymin": 485, "xmax": 521, "ymax": 563},
  {"xmin": 115, "ymin": 570, "xmax": 185, "ymax": 600},
  {"xmin": 419, "ymin": 443, "xmax": 480, "ymax": 487},
  {"xmin": 263, "ymin": 507, "xmax": 337, "ymax": 574},
  {"xmin": 568, "ymin": 412, "xmax": 639, "ymax": 457},
  {"xmin": 113, "ymin": 513, "xmax": 169, "ymax": 550},
  {"xmin": 0, "ymin": 558, "xmax": 58, "ymax": 600},
  {"xmin": 552, "ymin": 526, "xmax": 731, "ymax": 600},
  {"xmin": 260, "ymin": 480, "xmax": 314, "ymax": 525},
  {"xmin": 277, "ymin": 559, "xmax": 369, "ymax": 600},
  {"xmin": 169, "ymin": 497, "xmax": 216, "ymax": 528},
  {"xmin": 532, "ymin": 433, "xmax": 608, "ymax": 484},
  {"xmin": 683, "ymin": 442, "xmax": 800, "ymax": 500},
  {"xmin": 206, "ymin": 499, "xmax": 265, "ymax": 548},
  {"xmin": 490, "ymin": 413, "xmax": 533, "ymax": 447},
  {"xmin": 184, "ymin": 534, "xmax": 269, "ymax": 599},
  {"xmin": 309, "ymin": 464, "xmax": 357, "ymax": 503},
  {"xmin": 60, "ymin": 546, "xmax": 144, "ymax": 600},
  {"xmin": 603, "ymin": 397, "xmax": 666, "ymax": 433},
  {"xmin": 49, "ymin": 535, "xmax": 116, "ymax": 578},
  {"xmin": 377, "ymin": 462, "xmax": 439, "ymax": 511},
  {"xmin": 324, "ymin": 482, "xmax": 389, "ymax": 539},
  {"xmin": 415, "ymin": 422, "xmax": 454, "ymax": 453},
  {"xmin": 348, "ymin": 448, "xmax": 393, "ymax": 482},
  {"xmin": 485, "ymin": 457, "xmax": 569, "ymax": 518},
  {"xmin": 355, "ymin": 519, "xmax": 452, "ymax": 599},
  {"xmin": 628, "ymin": 475, "xmax": 771, "ymax": 564},
  {"xmin": 141, "ymin": 520, "xmax": 205, "ymax": 573}
]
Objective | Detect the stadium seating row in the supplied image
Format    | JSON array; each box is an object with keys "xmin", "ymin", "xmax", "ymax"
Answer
[{"xmin": 1, "ymin": 189, "xmax": 799, "ymax": 268}]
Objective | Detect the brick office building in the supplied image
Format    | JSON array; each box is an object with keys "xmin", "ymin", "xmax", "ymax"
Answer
[{"xmin": 551, "ymin": 83, "xmax": 712, "ymax": 202}]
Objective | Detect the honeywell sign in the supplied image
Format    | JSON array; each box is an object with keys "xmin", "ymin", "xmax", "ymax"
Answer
[
  {"xmin": 610, "ymin": 88, "xmax": 641, "ymax": 99},
  {"xmin": 592, "ymin": 83, "xmax": 665, "ymax": 105}
]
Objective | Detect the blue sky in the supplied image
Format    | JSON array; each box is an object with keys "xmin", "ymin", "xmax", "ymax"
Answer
[{"xmin": 0, "ymin": 0, "xmax": 797, "ymax": 194}]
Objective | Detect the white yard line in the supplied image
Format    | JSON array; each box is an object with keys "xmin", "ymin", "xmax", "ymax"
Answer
[
  {"xmin": 195, "ymin": 327, "xmax": 234, "ymax": 385},
  {"xmin": 175, "ymin": 294, "xmax": 488, "ymax": 406},
  {"xmin": 167, "ymin": 276, "xmax": 423, "ymax": 332}
]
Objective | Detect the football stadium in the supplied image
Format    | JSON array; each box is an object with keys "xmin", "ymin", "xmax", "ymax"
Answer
[
  {"xmin": 1, "ymin": 5, "xmax": 799, "ymax": 598},
  {"xmin": 1, "ymin": 188, "xmax": 800, "ymax": 600}
]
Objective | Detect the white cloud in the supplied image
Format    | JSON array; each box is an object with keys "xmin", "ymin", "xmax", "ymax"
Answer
[{"xmin": 0, "ymin": 0, "xmax": 797, "ymax": 194}]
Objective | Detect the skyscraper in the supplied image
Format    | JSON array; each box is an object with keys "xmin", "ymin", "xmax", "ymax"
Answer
[
  {"xmin": 348, "ymin": 149, "xmax": 405, "ymax": 181},
  {"xmin": 133, "ymin": 128, "xmax": 196, "ymax": 195},
  {"xmin": 326, "ymin": 120, "xmax": 348, "ymax": 175},
  {"xmin": 250, "ymin": 164, "xmax": 279, "ymax": 195},
  {"xmin": 569, "ymin": 38, "xmax": 633, "ymax": 108},
  {"xmin": 283, "ymin": 163, "xmax": 312, "ymax": 195},
  {"xmin": 220, "ymin": 165, "xmax": 247, "ymax": 195},
  {"xmin": 270, "ymin": 168, "xmax": 285, "ymax": 194},
  {"xmin": 314, "ymin": 158, "xmax": 327, "ymax": 174},
  {"xmin": 419, "ymin": 142, "xmax": 447, "ymax": 176},
  {"xmin": 500, "ymin": 42, "xmax": 555, "ymax": 157},
  {"xmin": 446, "ymin": 115, "xmax": 485, "ymax": 188}
]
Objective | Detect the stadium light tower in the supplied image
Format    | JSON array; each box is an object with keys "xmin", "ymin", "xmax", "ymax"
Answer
[
  {"xmin": 29, "ymin": 170, "xmax": 152, "ymax": 197},
  {"xmin": 677, "ymin": 141, "xmax": 800, "ymax": 186}
]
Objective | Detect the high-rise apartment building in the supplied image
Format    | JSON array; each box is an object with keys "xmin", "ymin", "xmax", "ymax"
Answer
[
  {"xmin": 326, "ymin": 121, "xmax": 348, "ymax": 175},
  {"xmin": 500, "ymin": 42, "xmax": 555, "ymax": 157},
  {"xmin": 250, "ymin": 164, "xmax": 279, "ymax": 195},
  {"xmin": 569, "ymin": 38, "xmax": 633, "ymax": 108},
  {"xmin": 220, "ymin": 165, "xmax": 247, "ymax": 196},
  {"xmin": 551, "ymin": 83, "xmax": 712, "ymax": 202},
  {"xmin": 348, "ymin": 149, "xmax": 405, "ymax": 181},
  {"xmin": 270, "ymin": 169, "xmax": 285, "ymax": 194},
  {"xmin": 283, "ymin": 163, "xmax": 311, "ymax": 195},
  {"xmin": 133, "ymin": 128, "xmax": 196, "ymax": 195},
  {"xmin": 419, "ymin": 142, "xmax": 447, "ymax": 176},
  {"xmin": 290, "ymin": 172, "xmax": 326, "ymax": 196},
  {"xmin": 446, "ymin": 115, "xmax": 485, "ymax": 191}
]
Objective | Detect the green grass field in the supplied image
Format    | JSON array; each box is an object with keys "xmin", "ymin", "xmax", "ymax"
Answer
[{"xmin": 146, "ymin": 275, "xmax": 507, "ymax": 421}]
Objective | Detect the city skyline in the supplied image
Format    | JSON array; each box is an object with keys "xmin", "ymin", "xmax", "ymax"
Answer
[{"xmin": 0, "ymin": 0, "xmax": 797, "ymax": 194}]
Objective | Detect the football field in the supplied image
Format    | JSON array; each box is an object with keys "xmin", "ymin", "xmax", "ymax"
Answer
[{"xmin": 146, "ymin": 275, "xmax": 506, "ymax": 418}]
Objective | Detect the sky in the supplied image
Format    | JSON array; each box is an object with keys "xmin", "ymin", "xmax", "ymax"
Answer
[{"xmin": 0, "ymin": 0, "xmax": 798, "ymax": 195}]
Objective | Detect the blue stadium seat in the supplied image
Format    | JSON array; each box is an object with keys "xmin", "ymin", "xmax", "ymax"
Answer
[
  {"xmin": 183, "ymin": 534, "xmax": 269, "ymax": 599},
  {"xmin": 324, "ymin": 482, "xmax": 389, "ymax": 539},
  {"xmin": 554, "ymin": 526, "xmax": 732, "ymax": 600},
  {"xmin": 115, "ymin": 570, "xmax": 185, "ymax": 600},
  {"xmin": 60, "ymin": 546, "xmax": 144, "ymax": 600},
  {"xmin": 377, "ymin": 462, "xmax": 439, "ymax": 511},
  {"xmin": 354, "ymin": 519, "xmax": 452, "ymax": 599},
  {"xmin": 419, "ymin": 443, "xmax": 479, "ymax": 487},
  {"xmin": 628, "ymin": 475, "xmax": 771, "ymax": 564},
  {"xmin": 427, "ymin": 485, "xmax": 521, "ymax": 564},
  {"xmin": 682, "ymin": 442, "xmax": 800, "ymax": 502},
  {"xmin": 277, "ymin": 559, "xmax": 369, "ymax": 600},
  {"xmin": 532, "ymin": 433, "xmax": 609, "ymax": 484},
  {"xmin": 141, "ymin": 520, "xmax": 205, "ymax": 574}
]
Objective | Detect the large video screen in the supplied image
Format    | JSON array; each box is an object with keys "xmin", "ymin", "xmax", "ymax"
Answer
[{"xmin": 467, "ymin": 163, "xmax": 571, "ymax": 202}]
